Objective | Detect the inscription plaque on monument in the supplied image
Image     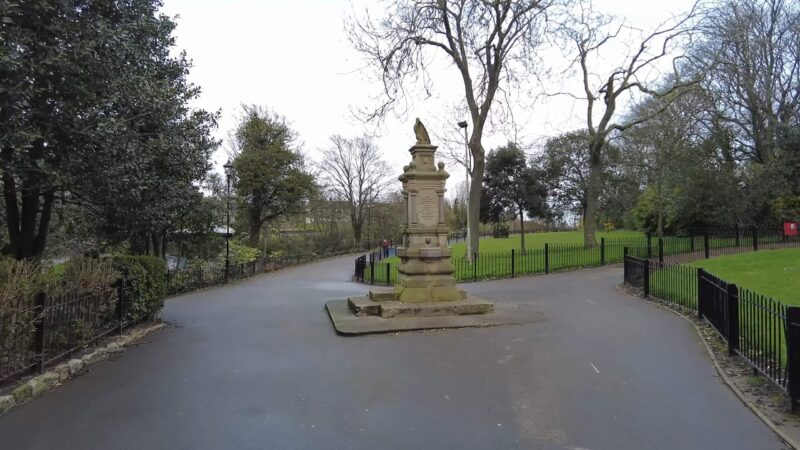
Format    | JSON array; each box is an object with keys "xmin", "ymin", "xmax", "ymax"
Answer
[{"xmin": 417, "ymin": 191, "xmax": 437, "ymax": 226}]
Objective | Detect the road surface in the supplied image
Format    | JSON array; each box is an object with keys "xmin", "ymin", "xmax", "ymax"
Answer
[{"xmin": 0, "ymin": 255, "xmax": 787, "ymax": 449}]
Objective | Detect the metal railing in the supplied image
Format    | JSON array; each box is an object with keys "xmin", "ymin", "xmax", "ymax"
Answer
[
  {"xmin": 623, "ymin": 254, "xmax": 800, "ymax": 412},
  {"xmin": 1, "ymin": 280, "xmax": 135, "ymax": 386},
  {"xmin": 356, "ymin": 228, "xmax": 800, "ymax": 286},
  {"xmin": 167, "ymin": 250, "xmax": 355, "ymax": 296}
]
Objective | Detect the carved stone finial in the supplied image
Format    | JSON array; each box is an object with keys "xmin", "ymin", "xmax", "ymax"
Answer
[
  {"xmin": 413, "ymin": 118, "xmax": 431, "ymax": 145},
  {"xmin": 437, "ymin": 161, "xmax": 445, "ymax": 171}
]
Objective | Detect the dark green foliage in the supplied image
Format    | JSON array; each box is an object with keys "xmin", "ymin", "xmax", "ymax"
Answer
[
  {"xmin": 492, "ymin": 222, "xmax": 510, "ymax": 238},
  {"xmin": 482, "ymin": 143, "xmax": 549, "ymax": 222},
  {"xmin": 231, "ymin": 106, "xmax": 316, "ymax": 248},
  {"xmin": 111, "ymin": 255, "xmax": 167, "ymax": 320},
  {"xmin": 0, "ymin": 0, "xmax": 218, "ymax": 260}
]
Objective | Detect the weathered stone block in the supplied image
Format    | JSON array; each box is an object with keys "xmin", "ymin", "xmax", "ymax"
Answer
[
  {"xmin": 67, "ymin": 358, "xmax": 85, "ymax": 375},
  {"xmin": 81, "ymin": 347, "xmax": 108, "ymax": 365},
  {"xmin": 106, "ymin": 342, "xmax": 122, "ymax": 353},
  {"xmin": 0, "ymin": 395, "xmax": 15, "ymax": 414},
  {"xmin": 54, "ymin": 363, "xmax": 71, "ymax": 382},
  {"xmin": 347, "ymin": 297, "xmax": 381, "ymax": 316},
  {"xmin": 368, "ymin": 290, "xmax": 398, "ymax": 302}
]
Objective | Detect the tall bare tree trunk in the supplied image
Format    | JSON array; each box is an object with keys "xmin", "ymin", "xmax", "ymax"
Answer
[
  {"xmin": 467, "ymin": 145, "xmax": 484, "ymax": 260},
  {"xmin": 583, "ymin": 141, "xmax": 603, "ymax": 249}
]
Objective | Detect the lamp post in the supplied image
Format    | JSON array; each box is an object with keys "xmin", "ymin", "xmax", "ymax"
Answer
[
  {"xmin": 457, "ymin": 120, "xmax": 471, "ymax": 257},
  {"xmin": 223, "ymin": 159, "xmax": 234, "ymax": 283}
]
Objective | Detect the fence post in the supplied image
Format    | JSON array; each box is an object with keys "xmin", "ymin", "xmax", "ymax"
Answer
[
  {"xmin": 690, "ymin": 233, "xmax": 695, "ymax": 252},
  {"xmin": 753, "ymin": 228, "xmax": 759, "ymax": 251},
  {"xmin": 386, "ymin": 264, "xmax": 391, "ymax": 286},
  {"xmin": 33, "ymin": 292, "xmax": 46, "ymax": 373},
  {"xmin": 643, "ymin": 258, "xmax": 650, "ymax": 298},
  {"xmin": 116, "ymin": 278, "xmax": 125, "ymax": 334},
  {"xmin": 735, "ymin": 225, "xmax": 740, "ymax": 247},
  {"xmin": 726, "ymin": 283, "xmax": 739, "ymax": 357},
  {"xmin": 646, "ymin": 233, "xmax": 652, "ymax": 258},
  {"xmin": 511, "ymin": 249, "xmax": 515, "ymax": 278},
  {"xmin": 370, "ymin": 257, "xmax": 375, "ymax": 285},
  {"xmin": 600, "ymin": 238, "xmax": 605, "ymax": 265},
  {"xmin": 544, "ymin": 243, "xmax": 550, "ymax": 274},
  {"xmin": 623, "ymin": 246, "xmax": 628, "ymax": 258},
  {"xmin": 473, "ymin": 252, "xmax": 478, "ymax": 281},
  {"xmin": 658, "ymin": 238, "xmax": 664, "ymax": 268},
  {"xmin": 704, "ymin": 233, "xmax": 710, "ymax": 259},
  {"xmin": 786, "ymin": 306, "xmax": 800, "ymax": 414},
  {"xmin": 698, "ymin": 268, "xmax": 705, "ymax": 319}
]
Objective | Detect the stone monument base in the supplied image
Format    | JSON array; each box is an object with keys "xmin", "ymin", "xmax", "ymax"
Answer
[
  {"xmin": 348, "ymin": 292, "xmax": 493, "ymax": 319},
  {"xmin": 324, "ymin": 296, "xmax": 545, "ymax": 336}
]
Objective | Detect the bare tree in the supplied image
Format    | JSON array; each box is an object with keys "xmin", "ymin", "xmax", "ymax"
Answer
[
  {"xmin": 316, "ymin": 135, "xmax": 393, "ymax": 246},
  {"xmin": 348, "ymin": 0, "xmax": 555, "ymax": 257},
  {"xmin": 695, "ymin": 0, "xmax": 800, "ymax": 163},
  {"xmin": 557, "ymin": 1, "xmax": 701, "ymax": 247}
]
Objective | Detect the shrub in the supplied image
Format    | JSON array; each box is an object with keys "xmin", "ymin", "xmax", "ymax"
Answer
[
  {"xmin": 492, "ymin": 222, "xmax": 510, "ymax": 238},
  {"xmin": 0, "ymin": 259, "xmax": 48, "ymax": 359},
  {"xmin": 111, "ymin": 255, "xmax": 167, "ymax": 321},
  {"xmin": 218, "ymin": 241, "xmax": 260, "ymax": 265},
  {"xmin": 57, "ymin": 257, "xmax": 120, "ymax": 295}
]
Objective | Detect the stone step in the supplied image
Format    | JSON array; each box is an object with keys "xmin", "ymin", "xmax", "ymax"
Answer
[
  {"xmin": 379, "ymin": 297, "xmax": 493, "ymax": 318},
  {"xmin": 347, "ymin": 297, "xmax": 381, "ymax": 316}
]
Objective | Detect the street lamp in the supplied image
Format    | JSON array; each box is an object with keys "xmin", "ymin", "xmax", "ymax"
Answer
[
  {"xmin": 223, "ymin": 159, "xmax": 234, "ymax": 283},
  {"xmin": 457, "ymin": 120, "xmax": 471, "ymax": 257}
]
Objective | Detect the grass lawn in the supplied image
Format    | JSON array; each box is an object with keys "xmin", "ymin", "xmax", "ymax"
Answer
[
  {"xmin": 448, "ymin": 229, "xmax": 645, "ymax": 257},
  {"xmin": 364, "ymin": 229, "xmax": 650, "ymax": 284},
  {"xmin": 690, "ymin": 248, "xmax": 800, "ymax": 306}
]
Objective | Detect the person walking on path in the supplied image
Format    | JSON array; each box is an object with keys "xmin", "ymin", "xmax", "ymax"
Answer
[{"xmin": 382, "ymin": 239, "xmax": 389, "ymax": 258}]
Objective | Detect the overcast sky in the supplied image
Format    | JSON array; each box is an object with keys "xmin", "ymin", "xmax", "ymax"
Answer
[{"xmin": 159, "ymin": 0, "xmax": 696, "ymax": 194}]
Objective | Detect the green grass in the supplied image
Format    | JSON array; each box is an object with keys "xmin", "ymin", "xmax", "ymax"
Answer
[
  {"xmin": 689, "ymin": 248, "xmax": 800, "ymax": 306},
  {"xmin": 364, "ymin": 229, "xmax": 651, "ymax": 284},
  {"xmin": 448, "ymin": 230, "xmax": 644, "ymax": 257},
  {"xmin": 645, "ymin": 248, "xmax": 798, "ymax": 369}
]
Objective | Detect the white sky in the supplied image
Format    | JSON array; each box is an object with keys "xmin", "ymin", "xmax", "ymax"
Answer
[{"xmin": 159, "ymin": 0, "xmax": 696, "ymax": 195}]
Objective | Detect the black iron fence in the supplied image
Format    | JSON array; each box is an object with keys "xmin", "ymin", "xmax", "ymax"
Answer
[
  {"xmin": 357, "ymin": 228, "xmax": 800, "ymax": 286},
  {"xmin": 167, "ymin": 250, "xmax": 355, "ymax": 296},
  {"xmin": 1, "ymin": 280, "xmax": 135, "ymax": 386},
  {"xmin": 623, "ymin": 255, "xmax": 800, "ymax": 412}
]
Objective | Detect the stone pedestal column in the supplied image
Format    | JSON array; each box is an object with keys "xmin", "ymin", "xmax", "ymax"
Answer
[{"xmin": 394, "ymin": 143, "xmax": 464, "ymax": 303}]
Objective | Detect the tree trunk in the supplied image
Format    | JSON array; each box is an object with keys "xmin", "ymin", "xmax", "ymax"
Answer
[
  {"xmin": 352, "ymin": 218, "xmax": 363, "ymax": 248},
  {"xmin": 583, "ymin": 140, "xmax": 603, "ymax": 249},
  {"xmin": 2, "ymin": 163, "xmax": 55, "ymax": 260},
  {"xmin": 519, "ymin": 207, "xmax": 525, "ymax": 253},
  {"xmin": 656, "ymin": 179, "xmax": 664, "ymax": 238},
  {"xmin": 248, "ymin": 220, "xmax": 260, "ymax": 248},
  {"xmin": 467, "ymin": 142, "xmax": 484, "ymax": 261}
]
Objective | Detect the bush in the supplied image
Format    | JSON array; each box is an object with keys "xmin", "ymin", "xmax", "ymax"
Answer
[
  {"xmin": 58, "ymin": 257, "xmax": 120, "ymax": 295},
  {"xmin": 492, "ymin": 222, "xmax": 510, "ymax": 238},
  {"xmin": 111, "ymin": 255, "xmax": 167, "ymax": 321},
  {"xmin": 0, "ymin": 259, "xmax": 48, "ymax": 358}
]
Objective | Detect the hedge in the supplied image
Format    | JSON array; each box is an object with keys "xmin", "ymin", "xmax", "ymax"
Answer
[{"xmin": 111, "ymin": 255, "xmax": 167, "ymax": 321}]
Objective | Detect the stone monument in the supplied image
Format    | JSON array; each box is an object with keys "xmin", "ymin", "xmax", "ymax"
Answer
[{"xmin": 344, "ymin": 119, "xmax": 493, "ymax": 319}]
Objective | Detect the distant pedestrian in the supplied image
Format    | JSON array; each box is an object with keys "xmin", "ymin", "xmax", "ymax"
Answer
[{"xmin": 382, "ymin": 239, "xmax": 389, "ymax": 258}]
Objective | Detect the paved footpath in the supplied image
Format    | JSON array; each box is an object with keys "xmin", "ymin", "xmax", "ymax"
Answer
[{"xmin": 0, "ymin": 256, "xmax": 788, "ymax": 449}]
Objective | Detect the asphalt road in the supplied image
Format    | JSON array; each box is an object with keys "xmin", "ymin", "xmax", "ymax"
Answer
[{"xmin": 0, "ymin": 255, "xmax": 787, "ymax": 449}]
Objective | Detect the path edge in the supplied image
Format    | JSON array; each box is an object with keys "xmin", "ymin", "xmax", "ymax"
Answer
[
  {"xmin": 0, "ymin": 322, "xmax": 165, "ymax": 417},
  {"xmin": 617, "ymin": 283, "xmax": 798, "ymax": 450}
]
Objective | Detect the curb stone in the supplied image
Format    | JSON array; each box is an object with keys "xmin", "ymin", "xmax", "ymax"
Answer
[
  {"xmin": 0, "ymin": 322, "xmax": 164, "ymax": 417},
  {"xmin": 0, "ymin": 395, "xmax": 14, "ymax": 414},
  {"xmin": 617, "ymin": 283, "xmax": 798, "ymax": 450}
]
